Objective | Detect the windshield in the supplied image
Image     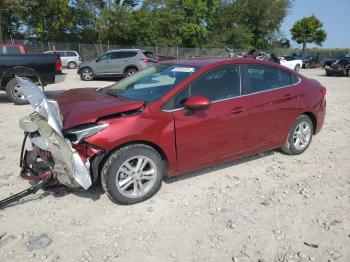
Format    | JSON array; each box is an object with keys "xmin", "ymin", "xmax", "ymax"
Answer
[{"xmin": 105, "ymin": 64, "xmax": 199, "ymax": 102}]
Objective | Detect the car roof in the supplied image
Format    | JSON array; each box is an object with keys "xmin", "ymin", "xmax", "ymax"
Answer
[
  {"xmin": 161, "ymin": 57, "xmax": 279, "ymax": 68},
  {"xmin": 108, "ymin": 49, "xmax": 143, "ymax": 52}
]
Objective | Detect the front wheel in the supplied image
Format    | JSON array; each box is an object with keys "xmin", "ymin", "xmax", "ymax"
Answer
[
  {"xmin": 80, "ymin": 67, "xmax": 94, "ymax": 81},
  {"xmin": 101, "ymin": 144, "xmax": 165, "ymax": 205},
  {"xmin": 281, "ymin": 115, "xmax": 313, "ymax": 155}
]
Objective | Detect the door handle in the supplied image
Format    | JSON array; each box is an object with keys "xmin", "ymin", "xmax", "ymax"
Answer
[
  {"xmin": 231, "ymin": 107, "xmax": 245, "ymax": 114},
  {"xmin": 283, "ymin": 94, "xmax": 296, "ymax": 100}
]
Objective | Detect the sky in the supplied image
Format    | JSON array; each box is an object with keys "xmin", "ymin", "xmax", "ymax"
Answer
[{"xmin": 280, "ymin": 0, "xmax": 350, "ymax": 48}]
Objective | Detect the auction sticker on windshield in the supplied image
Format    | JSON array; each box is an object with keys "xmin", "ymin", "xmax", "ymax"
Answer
[{"xmin": 171, "ymin": 67, "xmax": 196, "ymax": 73}]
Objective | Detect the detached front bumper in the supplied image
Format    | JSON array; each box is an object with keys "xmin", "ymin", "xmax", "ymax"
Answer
[{"xmin": 19, "ymin": 113, "xmax": 92, "ymax": 189}]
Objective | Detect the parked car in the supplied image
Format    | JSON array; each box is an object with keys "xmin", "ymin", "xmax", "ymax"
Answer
[
  {"xmin": 0, "ymin": 44, "xmax": 26, "ymax": 54},
  {"xmin": 279, "ymin": 56, "xmax": 302, "ymax": 71},
  {"xmin": 44, "ymin": 50, "xmax": 81, "ymax": 69},
  {"xmin": 324, "ymin": 54, "xmax": 350, "ymax": 68},
  {"xmin": 325, "ymin": 56, "xmax": 350, "ymax": 76},
  {"xmin": 0, "ymin": 53, "xmax": 64, "ymax": 104},
  {"xmin": 18, "ymin": 58, "xmax": 326, "ymax": 204},
  {"xmin": 78, "ymin": 49, "xmax": 157, "ymax": 81},
  {"xmin": 293, "ymin": 54, "xmax": 321, "ymax": 69}
]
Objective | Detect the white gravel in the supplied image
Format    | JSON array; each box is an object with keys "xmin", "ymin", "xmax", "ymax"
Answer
[{"xmin": 0, "ymin": 68, "xmax": 349, "ymax": 262}]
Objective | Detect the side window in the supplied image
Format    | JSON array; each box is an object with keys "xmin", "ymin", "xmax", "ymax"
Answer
[
  {"xmin": 116, "ymin": 51, "xmax": 137, "ymax": 59},
  {"xmin": 57, "ymin": 51, "xmax": 66, "ymax": 57},
  {"xmin": 246, "ymin": 65, "xmax": 298, "ymax": 94},
  {"xmin": 99, "ymin": 52, "xmax": 114, "ymax": 61},
  {"xmin": 66, "ymin": 51, "xmax": 77, "ymax": 57},
  {"xmin": 164, "ymin": 65, "xmax": 240, "ymax": 110}
]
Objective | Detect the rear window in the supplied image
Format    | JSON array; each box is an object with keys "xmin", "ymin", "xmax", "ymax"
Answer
[
  {"xmin": 7, "ymin": 46, "xmax": 21, "ymax": 54},
  {"xmin": 0, "ymin": 46, "xmax": 21, "ymax": 54}
]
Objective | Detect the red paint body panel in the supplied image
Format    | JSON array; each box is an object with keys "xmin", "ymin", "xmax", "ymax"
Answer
[
  {"xmin": 55, "ymin": 58, "xmax": 326, "ymax": 177},
  {"xmin": 55, "ymin": 88, "xmax": 144, "ymax": 129},
  {"xmin": 173, "ymin": 96, "xmax": 249, "ymax": 171}
]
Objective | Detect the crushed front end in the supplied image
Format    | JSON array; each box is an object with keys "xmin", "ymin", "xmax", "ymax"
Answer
[{"xmin": 17, "ymin": 77, "xmax": 96, "ymax": 190}]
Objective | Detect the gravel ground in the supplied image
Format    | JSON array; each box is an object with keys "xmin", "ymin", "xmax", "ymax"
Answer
[{"xmin": 0, "ymin": 68, "xmax": 349, "ymax": 262}]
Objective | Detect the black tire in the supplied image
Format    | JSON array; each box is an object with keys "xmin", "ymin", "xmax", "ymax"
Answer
[
  {"xmin": 281, "ymin": 115, "xmax": 314, "ymax": 155},
  {"xmin": 124, "ymin": 67, "xmax": 138, "ymax": 78},
  {"xmin": 5, "ymin": 77, "xmax": 33, "ymax": 105},
  {"xmin": 101, "ymin": 144, "xmax": 165, "ymax": 205},
  {"xmin": 326, "ymin": 71, "xmax": 332, "ymax": 76},
  {"xmin": 294, "ymin": 64, "xmax": 301, "ymax": 71},
  {"xmin": 80, "ymin": 67, "xmax": 94, "ymax": 81},
  {"xmin": 304, "ymin": 63, "xmax": 311, "ymax": 69},
  {"xmin": 67, "ymin": 61, "xmax": 77, "ymax": 69}
]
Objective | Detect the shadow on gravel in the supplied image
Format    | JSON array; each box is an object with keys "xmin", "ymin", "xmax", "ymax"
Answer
[{"xmin": 163, "ymin": 150, "xmax": 276, "ymax": 184}]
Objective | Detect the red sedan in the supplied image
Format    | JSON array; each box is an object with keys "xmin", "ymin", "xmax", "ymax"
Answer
[{"xmin": 19, "ymin": 58, "xmax": 326, "ymax": 205}]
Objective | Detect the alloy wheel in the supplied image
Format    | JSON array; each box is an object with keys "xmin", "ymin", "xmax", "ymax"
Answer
[
  {"xmin": 293, "ymin": 121, "xmax": 312, "ymax": 150},
  {"xmin": 115, "ymin": 156, "xmax": 157, "ymax": 198},
  {"xmin": 82, "ymin": 69, "xmax": 93, "ymax": 80}
]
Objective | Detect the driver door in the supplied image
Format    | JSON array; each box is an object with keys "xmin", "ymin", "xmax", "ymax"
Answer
[
  {"xmin": 168, "ymin": 65, "xmax": 249, "ymax": 171},
  {"xmin": 95, "ymin": 52, "xmax": 113, "ymax": 75}
]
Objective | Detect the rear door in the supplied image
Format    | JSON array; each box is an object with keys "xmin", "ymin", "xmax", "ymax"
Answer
[
  {"xmin": 166, "ymin": 65, "xmax": 249, "ymax": 171},
  {"xmin": 243, "ymin": 64, "xmax": 300, "ymax": 151}
]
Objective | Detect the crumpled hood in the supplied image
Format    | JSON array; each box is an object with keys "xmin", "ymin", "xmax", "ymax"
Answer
[{"xmin": 55, "ymin": 88, "xmax": 144, "ymax": 129}]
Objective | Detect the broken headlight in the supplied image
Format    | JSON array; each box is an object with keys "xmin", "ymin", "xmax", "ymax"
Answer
[{"xmin": 65, "ymin": 123, "xmax": 109, "ymax": 144}]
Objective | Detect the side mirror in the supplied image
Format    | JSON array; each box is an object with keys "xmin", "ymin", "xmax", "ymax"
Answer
[{"xmin": 184, "ymin": 95, "xmax": 211, "ymax": 110}]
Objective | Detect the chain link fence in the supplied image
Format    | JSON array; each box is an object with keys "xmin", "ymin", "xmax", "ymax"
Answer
[{"xmin": 1, "ymin": 37, "xmax": 350, "ymax": 61}]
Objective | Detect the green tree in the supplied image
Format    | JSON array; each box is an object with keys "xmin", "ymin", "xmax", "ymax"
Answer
[
  {"xmin": 22, "ymin": 0, "xmax": 74, "ymax": 41},
  {"xmin": 290, "ymin": 15, "xmax": 327, "ymax": 53}
]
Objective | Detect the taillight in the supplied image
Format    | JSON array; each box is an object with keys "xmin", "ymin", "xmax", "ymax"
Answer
[
  {"xmin": 55, "ymin": 57, "xmax": 62, "ymax": 73},
  {"xmin": 141, "ymin": 58, "xmax": 153, "ymax": 63},
  {"xmin": 321, "ymin": 87, "xmax": 326, "ymax": 95}
]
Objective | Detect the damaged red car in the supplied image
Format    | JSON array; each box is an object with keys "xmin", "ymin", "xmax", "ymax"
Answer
[{"xmin": 18, "ymin": 58, "xmax": 326, "ymax": 205}]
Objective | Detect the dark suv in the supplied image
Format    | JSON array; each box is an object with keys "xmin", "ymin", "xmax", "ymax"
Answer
[{"xmin": 325, "ymin": 56, "xmax": 350, "ymax": 76}]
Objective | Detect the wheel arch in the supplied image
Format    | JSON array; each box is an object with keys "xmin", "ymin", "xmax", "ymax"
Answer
[
  {"xmin": 1, "ymin": 66, "xmax": 42, "ymax": 88},
  {"xmin": 124, "ymin": 65, "xmax": 139, "ymax": 74},
  {"xmin": 94, "ymin": 140, "xmax": 169, "ymax": 181},
  {"xmin": 302, "ymin": 112, "xmax": 317, "ymax": 134}
]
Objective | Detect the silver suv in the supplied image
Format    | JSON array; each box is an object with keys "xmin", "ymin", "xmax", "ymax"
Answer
[
  {"xmin": 78, "ymin": 49, "xmax": 157, "ymax": 81},
  {"xmin": 44, "ymin": 50, "xmax": 81, "ymax": 69}
]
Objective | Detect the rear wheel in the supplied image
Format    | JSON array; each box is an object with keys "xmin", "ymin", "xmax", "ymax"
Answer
[
  {"xmin": 281, "ymin": 115, "xmax": 313, "ymax": 155},
  {"xmin": 124, "ymin": 68, "xmax": 138, "ymax": 78},
  {"xmin": 67, "ymin": 61, "xmax": 77, "ymax": 69},
  {"xmin": 101, "ymin": 144, "xmax": 165, "ymax": 205},
  {"xmin": 304, "ymin": 63, "xmax": 311, "ymax": 69},
  {"xmin": 5, "ymin": 77, "xmax": 34, "ymax": 105},
  {"xmin": 80, "ymin": 67, "xmax": 94, "ymax": 81}
]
